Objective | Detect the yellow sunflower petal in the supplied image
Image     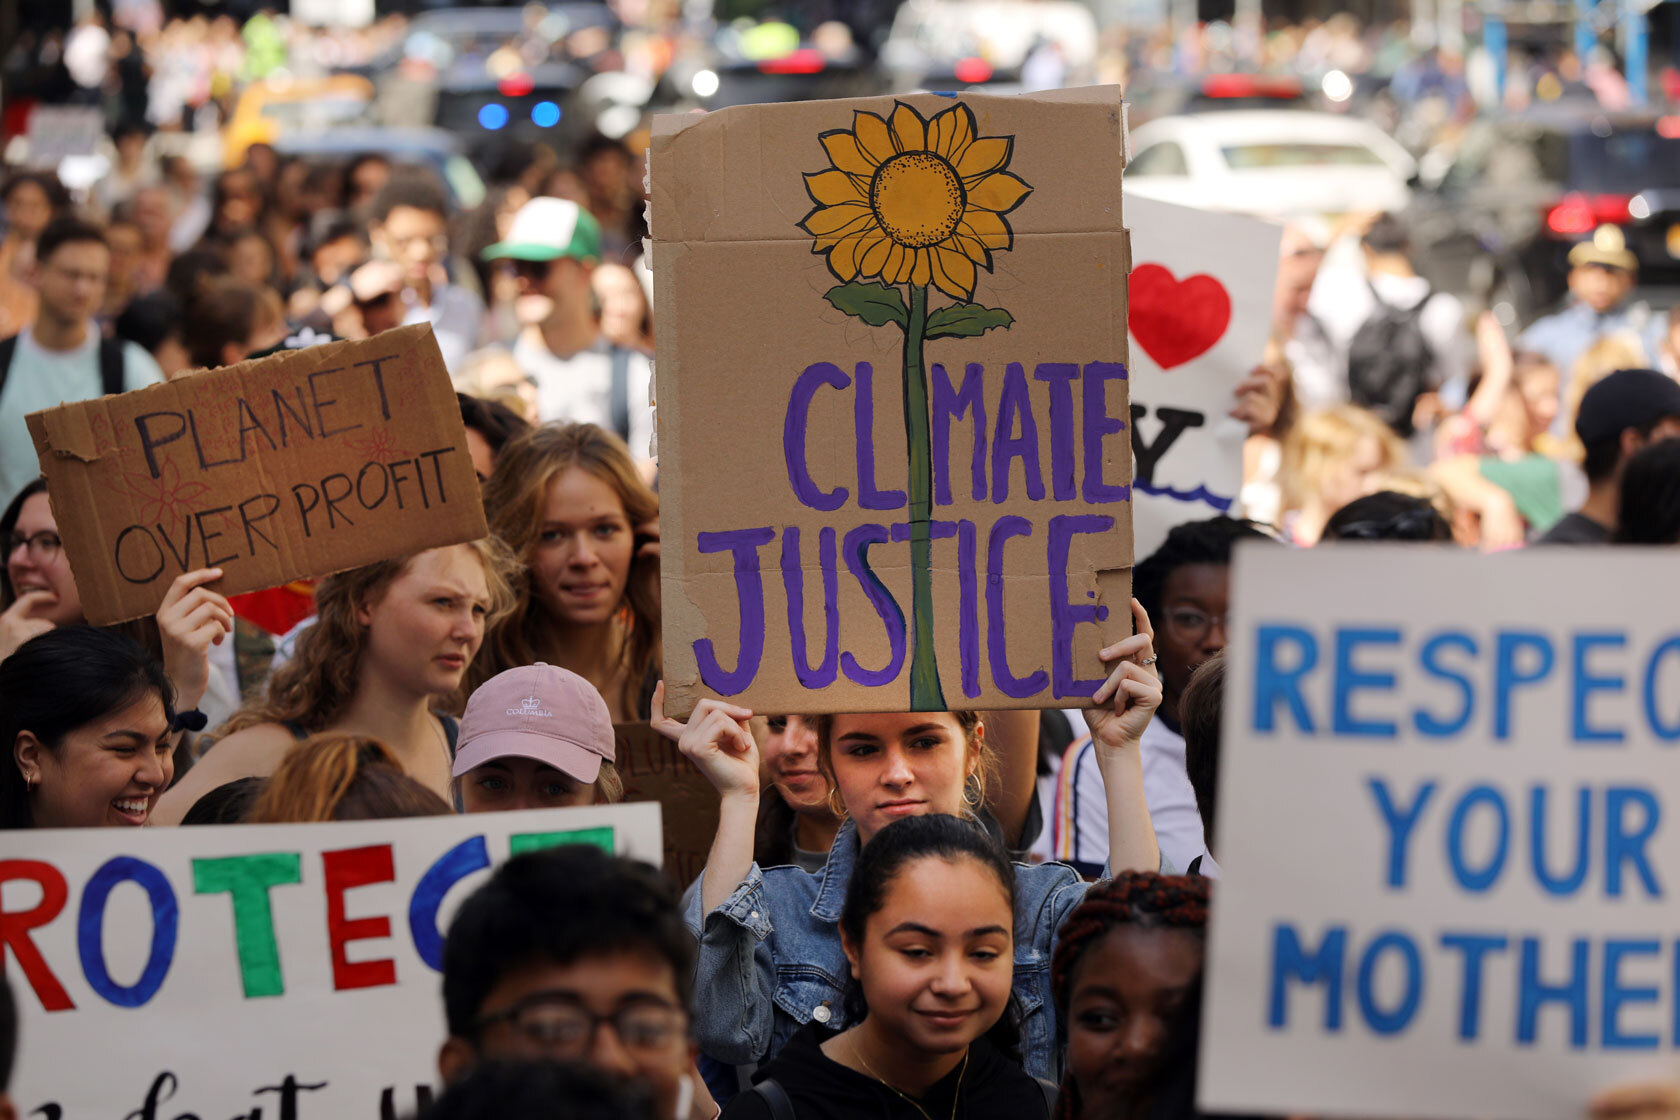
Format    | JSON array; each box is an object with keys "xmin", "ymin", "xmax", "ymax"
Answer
[
  {"xmin": 928, "ymin": 103, "xmax": 975, "ymax": 164},
  {"xmin": 956, "ymin": 136, "xmax": 1012, "ymax": 181},
  {"xmin": 890, "ymin": 103, "xmax": 927, "ymax": 153},
  {"xmin": 884, "ymin": 241, "xmax": 912, "ymax": 284},
  {"xmin": 930, "ymin": 244, "xmax": 977, "ymax": 301},
  {"xmin": 858, "ymin": 235, "xmax": 892, "ymax": 278},
  {"xmin": 828, "ymin": 234, "xmax": 866, "ymax": 280},
  {"xmin": 805, "ymin": 168, "xmax": 867, "ymax": 206},
  {"xmin": 821, "ymin": 130, "xmax": 877, "ymax": 177},
  {"xmin": 910, "ymin": 247, "xmax": 932, "ymax": 287},
  {"xmin": 852, "ymin": 111, "xmax": 893, "ymax": 166},
  {"xmin": 966, "ymin": 170, "xmax": 1032, "ymax": 214},
  {"xmin": 951, "ymin": 232, "xmax": 990, "ymax": 266},
  {"xmin": 960, "ymin": 209, "xmax": 1012, "ymax": 251},
  {"xmin": 803, "ymin": 201, "xmax": 875, "ymax": 238}
]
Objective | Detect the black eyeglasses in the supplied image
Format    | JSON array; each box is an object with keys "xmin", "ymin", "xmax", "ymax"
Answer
[
  {"xmin": 5, "ymin": 530, "xmax": 61, "ymax": 562},
  {"xmin": 474, "ymin": 992, "xmax": 686, "ymax": 1057},
  {"xmin": 1162, "ymin": 606, "xmax": 1227, "ymax": 643}
]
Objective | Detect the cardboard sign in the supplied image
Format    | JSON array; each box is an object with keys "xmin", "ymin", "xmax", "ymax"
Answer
[
  {"xmin": 1200, "ymin": 546, "xmax": 1680, "ymax": 1120},
  {"xmin": 614, "ymin": 722, "xmax": 720, "ymax": 888},
  {"xmin": 24, "ymin": 106, "xmax": 104, "ymax": 169},
  {"xmin": 1125, "ymin": 197, "xmax": 1279, "ymax": 560},
  {"xmin": 652, "ymin": 88, "xmax": 1134, "ymax": 717},
  {"xmin": 0, "ymin": 803, "xmax": 662, "ymax": 1118},
  {"xmin": 27, "ymin": 325, "xmax": 485, "ymax": 625}
]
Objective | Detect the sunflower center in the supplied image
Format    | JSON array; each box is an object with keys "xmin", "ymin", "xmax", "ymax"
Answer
[{"xmin": 869, "ymin": 152, "xmax": 964, "ymax": 249}]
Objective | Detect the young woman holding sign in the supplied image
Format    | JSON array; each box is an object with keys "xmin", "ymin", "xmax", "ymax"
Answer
[
  {"xmin": 722, "ymin": 813, "xmax": 1050, "ymax": 1120},
  {"xmin": 152, "ymin": 539, "xmax": 517, "ymax": 825},
  {"xmin": 470, "ymin": 423, "xmax": 660, "ymax": 723},
  {"xmin": 653, "ymin": 599, "xmax": 1162, "ymax": 1083}
]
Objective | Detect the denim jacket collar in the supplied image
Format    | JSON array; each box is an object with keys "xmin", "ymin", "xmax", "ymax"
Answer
[{"xmin": 810, "ymin": 818, "xmax": 859, "ymax": 923}]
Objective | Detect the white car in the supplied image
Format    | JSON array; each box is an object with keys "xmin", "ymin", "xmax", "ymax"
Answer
[{"xmin": 1124, "ymin": 110, "xmax": 1417, "ymax": 221}]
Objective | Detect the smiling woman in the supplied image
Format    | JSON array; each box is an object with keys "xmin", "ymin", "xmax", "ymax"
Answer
[
  {"xmin": 152, "ymin": 539, "xmax": 517, "ymax": 826},
  {"xmin": 0, "ymin": 627, "xmax": 177, "ymax": 829}
]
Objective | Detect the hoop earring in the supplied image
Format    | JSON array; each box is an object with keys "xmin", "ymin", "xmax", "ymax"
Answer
[
  {"xmin": 827, "ymin": 786, "xmax": 849, "ymax": 820},
  {"xmin": 22, "ymin": 772, "xmax": 35, "ymax": 793},
  {"xmin": 963, "ymin": 778, "xmax": 982, "ymax": 812}
]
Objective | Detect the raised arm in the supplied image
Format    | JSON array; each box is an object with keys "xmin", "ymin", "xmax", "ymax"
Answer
[
  {"xmin": 1082, "ymin": 598, "xmax": 1164, "ymax": 874},
  {"xmin": 651, "ymin": 683, "xmax": 761, "ymax": 914},
  {"xmin": 978, "ymin": 708, "xmax": 1039, "ymax": 849}
]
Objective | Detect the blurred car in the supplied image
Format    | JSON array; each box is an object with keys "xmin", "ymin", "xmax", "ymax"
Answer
[
  {"xmin": 881, "ymin": 0, "xmax": 1097, "ymax": 91},
  {"xmin": 270, "ymin": 127, "xmax": 485, "ymax": 210},
  {"xmin": 1123, "ymin": 110, "xmax": 1415, "ymax": 221},
  {"xmin": 1406, "ymin": 109, "xmax": 1680, "ymax": 323},
  {"xmin": 224, "ymin": 75, "xmax": 376, "ymax": 168}
]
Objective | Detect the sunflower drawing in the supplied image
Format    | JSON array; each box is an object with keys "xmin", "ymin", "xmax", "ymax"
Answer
[{"xmin": 799, "ymin": 100, "xmax": 1031, "ymax": 710}]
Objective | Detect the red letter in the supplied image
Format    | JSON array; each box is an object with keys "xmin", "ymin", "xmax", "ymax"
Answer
[
  {"xmin": 322, "ymin": 845, "xmax": 397, "ymax": 991},
  {"xmin": 0, "ymin": 859, "xmax": 74, "ymax": 1010}
]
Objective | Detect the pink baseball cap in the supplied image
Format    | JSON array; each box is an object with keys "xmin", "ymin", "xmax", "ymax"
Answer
[{"xmin": 454, "ymin": 663, "xmax": 616, "ymax": 784}]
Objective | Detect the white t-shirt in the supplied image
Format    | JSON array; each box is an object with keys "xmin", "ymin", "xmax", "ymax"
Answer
[
  {"xmin": 0, "ymin": 328, "xmax": 164, "ymax": 510},
  {"xmin": 513, "ymin": 333, "xmax": 653, "ymax": 462},
  {"xmin": 1309, "ymin": 261, "xmax": 1471, "ymax": 409},
  {"xmin": 403, "ymin": 282, "xmax": 483, "ymax": 374},
  {"xmin": 1046, "ymin": 717, "xmax": 1215, "ymax": 877}
]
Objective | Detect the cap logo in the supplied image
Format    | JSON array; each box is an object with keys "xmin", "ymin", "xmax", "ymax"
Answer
[{"xmin": 508, "ymin": 696, "xmax": 553, "ymax": 718}]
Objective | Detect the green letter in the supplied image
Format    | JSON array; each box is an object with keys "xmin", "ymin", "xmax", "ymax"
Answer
[{"xmin": 193, "ymin": 853, "xmax": 303, "ymax": 998}]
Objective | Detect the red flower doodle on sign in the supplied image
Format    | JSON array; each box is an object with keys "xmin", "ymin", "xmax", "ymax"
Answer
[
  {"xmin": 125, "ymin": 460, "xmax": 212, "ymax": 524},
  {"xmin": 343, "ymin": 427, "xmax": 410, "ymax": 464}
]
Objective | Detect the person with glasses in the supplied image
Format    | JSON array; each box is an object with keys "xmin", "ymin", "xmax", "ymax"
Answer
[
  {"xmin": 438, "ymin": 845, "xmax": 719, "ymax": 1120},
  {"xmin": 370, "ymin": 171, "xmax": 483, "ymax": 371},
  {"xmin": 1048, "ymin": 517, "xmax": 1271, "ymax": 879}
]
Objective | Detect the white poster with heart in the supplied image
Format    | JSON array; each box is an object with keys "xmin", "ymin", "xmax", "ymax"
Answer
[{"xmin": 1126, "ymin": 197, "xmax": 1281, "ymax": 559}]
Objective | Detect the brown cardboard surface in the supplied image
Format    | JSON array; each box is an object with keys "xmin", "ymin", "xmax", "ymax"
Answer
[
  {"xmin": 652, "ymin": 88, "xmax": 1134, "ymax": 717},
  {"xmin": 26, "ymin": 324, "xmax": 486, "ymax": 625},
  {"xmin": 613, "ymin": 722, "xmax": 720, "ymax": 888}
]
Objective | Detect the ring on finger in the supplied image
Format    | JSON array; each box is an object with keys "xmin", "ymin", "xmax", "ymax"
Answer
[{"xmin": 1138, "ymin": 655, "xmax": 1158, "ymax": 666}]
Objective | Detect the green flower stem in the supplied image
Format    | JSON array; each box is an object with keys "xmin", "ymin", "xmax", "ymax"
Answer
[{"xmin": 901, "ymin": 283, "xmax": 946, "ymax": 711}]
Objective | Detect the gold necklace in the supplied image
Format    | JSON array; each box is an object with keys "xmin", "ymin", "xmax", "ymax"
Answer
[{"xmin": 847, "ymin": 1033, "xmax": 969, "ymax": 1120}]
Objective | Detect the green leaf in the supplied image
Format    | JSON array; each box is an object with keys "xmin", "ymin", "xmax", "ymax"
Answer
[
  {"xmin": 824, "ymin": 282, "xmax": 908, "ymax": 329},
  {"xmin": 924, "ymin": 304, "xmax": 1015, "ymax": 340}
]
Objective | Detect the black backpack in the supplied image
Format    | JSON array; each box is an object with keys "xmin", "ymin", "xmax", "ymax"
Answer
[
  {"xmin": 0, "ymin": 333, "xmax": 127, "ymax": 402},
  {"xmin": 1345, "ymin": 280, "xmax": 1434, "ymax": 437}
]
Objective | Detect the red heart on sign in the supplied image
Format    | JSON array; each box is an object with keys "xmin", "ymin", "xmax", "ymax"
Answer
[{"xmin": 1127, "ymin": 263, "xmax": 1233, "ymax": 370}]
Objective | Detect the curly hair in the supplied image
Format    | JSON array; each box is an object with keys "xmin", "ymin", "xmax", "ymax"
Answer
[
  {"xmin": 471, "ymin": 423, "xmax": 659, "ymax": 719},
  {"xmin": 1051, "ymin": 872, "xmax": 1212, "ymax": 1120},
  {"xmin": 221, "ymin": 539, "xmax": 518, "ymax": 737}
]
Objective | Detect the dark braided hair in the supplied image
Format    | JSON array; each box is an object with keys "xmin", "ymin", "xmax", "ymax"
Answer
[{"xmin": 1052, "ymin": 873, "xmax": 1212, "ymax": 1120}]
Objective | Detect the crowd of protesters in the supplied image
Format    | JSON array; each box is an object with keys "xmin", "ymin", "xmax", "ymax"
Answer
[{"xmin": 4, "ymin": 7, "xmax": 1680, "ymax": 1119}]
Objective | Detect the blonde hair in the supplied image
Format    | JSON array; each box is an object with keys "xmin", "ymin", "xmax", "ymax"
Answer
[
  {"xmin": 1561, "ymin": 334, "xmax": 1654, "ymax": 460},
  {"xmin": 811, "ymin": 712, "xmax": 991, "ymax": 822},
  {"xmin": 472, "ymin": 423, "xmax": 660, "ymax": 718},
  {"xmin": 220, "ymin": 539, "xmax": 518, "ymax": 737},
  {"xmin": 1282, "ymin": 405, "xmax": 1408, "ymax": 514},
  {"xmin": 246, "ymin": 733, "xmax": 451, "ymax": 822}
]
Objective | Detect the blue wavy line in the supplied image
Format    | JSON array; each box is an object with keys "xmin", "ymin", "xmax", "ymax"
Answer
[{"xmin": 1133, "ymin": 480, "xmax": 1235, "ymax": 512}]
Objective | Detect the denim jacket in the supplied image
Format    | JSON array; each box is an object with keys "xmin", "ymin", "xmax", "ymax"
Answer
[{"xmin": 684, "ymin": 818, "xmax": 1094, "ymax": 1083}]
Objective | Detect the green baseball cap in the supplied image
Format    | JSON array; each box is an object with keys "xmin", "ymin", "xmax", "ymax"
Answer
[{"xmin": 482, "ymin": 197, "xmax": 603, "ymax": 263}]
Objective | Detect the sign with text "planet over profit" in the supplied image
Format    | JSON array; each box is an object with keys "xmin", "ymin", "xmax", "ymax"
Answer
[
  {"xmin": 27, "ymin": 324, "xmax": 485, "ymax": 625},
  {"xmin": 652, "ymin": 87, "xmax": 1135, "ymax": 716}
]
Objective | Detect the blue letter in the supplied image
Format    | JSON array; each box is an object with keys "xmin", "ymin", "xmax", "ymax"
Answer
[
  {"xmin": 1081, "ymin": 361, "xmax": 1130, "ymax": 503},
  {"xmin": 1606, "ymin": 786, "xmax": 1662, "ymax": 898},
  {"xmin": 932, "ymin": 363, "xmax": 986, "ymax": 506},
  {"xmin": 1495, "ymin": 632, "xmax": 1555, "ymax": 741},
  {"xmin": 1447, "ymin": 784, "xmax": 1509, "ymax": 893},
  {"xmin": 986, "ymin": 516, "xmax": 1048, "ymax": 698},
  {"xmin": 854, "ymin": 362, "xmax": 906, "ymax": 510},
  {"xmin": 1517, "ymin": 936, "xmax": 1589, "ymax": 1047},
  {"xmin": 79, "ymin": 857, "xmax": 177, "ymax": 1007},
  {"xmin": 1034, "ymin": 363, "xmax": 1079, "ymax": 500},
  {"xmin": 693, "ymin": 527, "xmax": 775, "ymax": 695},
  {"xmin": 1573, "ymin": 632, "xmax": 1627, "ymax": 743},
  {"xmin": 1367, "ymin": 778, "xmax": 1437, "ymax": 889},
  {"xmin": 841, "ymin": 524, "xmax": 907, "ymax": 688},
  {"xmin": 990, "ymin": 363, "xmax": 1044, "ymax": 503},
  {"xmin": 409, "ymin": 836, "xmax": 490, "ymax": 971},
  {"xmin": 1048, "ymin": 514, "xmax": 1114, "ymax": 699},
  {"xmin": 1643, "ymin": 636, "xmax": 1680, "ymax": 741},
  {"xmin": 783, "ymin": 362, "xmax": 849, "ymax": 511},
  {"xmin": 1254, "ymin": 625, "xmax": 1319, "ymax": 733},
  {"xmin": 1356, "ymin": 931, "xmax": 1423, "ymax": 1035},
  {"xmin": 1440, "ymin": 932, "xmax": 1508, "ymax": 1040},
  {"xmin": 1268, "ymin": 923, "xmax": 1346, "ymax": 1030},
  {"xmin": 783, "ymin": 526, "xmax": 840, "ymax": 688},
  {"xmin": 1530, "ymin": 786, "xmax": 1592, "ymax": 896},
  {"xmin": 1603, "ymin": 939, "xmax": 1661, "ymax": 1049},
  {"xmin": 1416, "ymin": 631, "xmax": 1477, "ymax": 737},
  {"xmin": 1333, "ymin": 627, "xmax": 1401, "ymax": 737}
]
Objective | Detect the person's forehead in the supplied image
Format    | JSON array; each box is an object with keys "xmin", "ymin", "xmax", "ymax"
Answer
[{"xmin": 485, "ymin": 950, "xmax": 682, "ymax": 1010}]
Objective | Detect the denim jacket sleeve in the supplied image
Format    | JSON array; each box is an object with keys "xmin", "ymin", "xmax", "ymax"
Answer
[{"xmin": 684, "ymin": 863, "xmax": 780, "ymax": 1066}]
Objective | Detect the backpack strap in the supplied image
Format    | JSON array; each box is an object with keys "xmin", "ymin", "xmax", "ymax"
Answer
[
  {"xmin": 99, "ymin": 337, "xmax": 126, "ymax": 397},
  {"xmin": 0, "ymin": 334, "xmax": 18, "ymax": 404},
  {"xmin": 749, "ymin": 1079, "xmax": 797, "ymax": 1120},
  {"xmin": 1036, "ymin": 1077, "xmax": 1060, "ymax": 1115},
  {"xmin": 608, "ymin": 345, "xmax": 632, "ymax": 443}
]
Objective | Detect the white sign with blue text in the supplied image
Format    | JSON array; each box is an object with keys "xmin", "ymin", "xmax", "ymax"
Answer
[{"xmin": 1200, "ymin": 545, "xmax": 1680, "ymax": 1120}]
